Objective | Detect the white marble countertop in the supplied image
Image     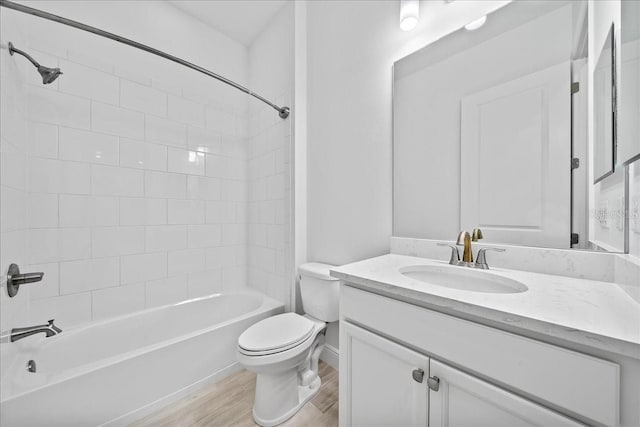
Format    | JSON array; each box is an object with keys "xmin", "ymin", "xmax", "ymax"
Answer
[{"xmin": 331, "ymin": 254, "xmax": 640, "ymax": 359}]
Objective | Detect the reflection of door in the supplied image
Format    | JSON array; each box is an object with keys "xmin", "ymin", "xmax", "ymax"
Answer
[{"xmin": 461, "ymin": 61, "xmax": 571, "ymax": 248}]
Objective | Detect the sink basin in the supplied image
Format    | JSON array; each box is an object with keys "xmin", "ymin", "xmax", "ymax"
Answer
[{"xmin": 399, "ymin": 265, "xmax": 528, "ymax": 294}]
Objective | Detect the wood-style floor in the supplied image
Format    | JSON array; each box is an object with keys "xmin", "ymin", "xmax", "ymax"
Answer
[{"xmin": 131, "ymin": 361, "xmax": 338, "ymax": 427}]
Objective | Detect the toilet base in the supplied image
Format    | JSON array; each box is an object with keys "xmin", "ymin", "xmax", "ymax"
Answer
[
  {"xmin": 250, "ymin": 332, "xmax": 326, "ymax": 426},
  {"xmin": 252, "ymin": 376, "xmax": 321, "ymax": 427}
]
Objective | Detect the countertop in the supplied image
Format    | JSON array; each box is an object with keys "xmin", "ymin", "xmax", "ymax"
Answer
[{"xmin": 331, "ymin": 254, "xmax": 640, "ymax": 359}]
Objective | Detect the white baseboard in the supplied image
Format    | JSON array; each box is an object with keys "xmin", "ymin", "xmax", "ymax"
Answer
[
  {"xmin": 320, "ymin": 343, "xmax": 339, "ymax": 371},
  {"xmin": 102, "ymin": 362, "xmax": 243, "ymax": 426}
]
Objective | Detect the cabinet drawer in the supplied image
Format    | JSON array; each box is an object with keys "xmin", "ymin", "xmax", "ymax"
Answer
[{"xmin": 341, "ymin": 285, "xmax": 620, "ymax": 426}]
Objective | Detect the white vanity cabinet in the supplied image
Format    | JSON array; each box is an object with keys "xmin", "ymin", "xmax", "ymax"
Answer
[
  {"xmin": 339, "ymin": 285, "xmax": 621, "ymax": 427},
  {"xmin": 341, "ymin": 322, "xmax": 429, "ymax": 426},
  {"xmin": 341, "ymin": 321, "xmax": 581, "ymax": 427},
  {"xmin": 428, "ymin": 359, "xmax": 582, "ymax": 427}
]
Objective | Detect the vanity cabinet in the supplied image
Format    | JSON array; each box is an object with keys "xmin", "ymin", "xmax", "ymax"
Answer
[
  {"xmin": 341, "ymin": 322, "xmax": 428, "ymax": 426},
  {"xmin": 429, "ymin": 359, "xmax": 581, "ymax": 427},
  {"xmin": 339, "ymin": 285, "xmax": 620, "ymax": 427},
  {"xmin": 341, "ymin": 321, "xmax": 581, "ymax": 427}
]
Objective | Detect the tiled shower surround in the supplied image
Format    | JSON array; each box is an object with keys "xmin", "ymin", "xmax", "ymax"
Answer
[{"xmin": 0, "ymin": 5, "xmax": 292, "ymax": 330}]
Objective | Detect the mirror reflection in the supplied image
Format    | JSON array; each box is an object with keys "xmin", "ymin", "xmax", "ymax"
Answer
[
  {"xmin": 593, "ymin": 24, "xmax": 615, "ymax": 183},
  {"xmin": 393, "ymin": 0, "xmax": 627, "ymax": 252},
  {"xmin": 619, "ymin": 0, "xmax": 640, "ymax": 166}
]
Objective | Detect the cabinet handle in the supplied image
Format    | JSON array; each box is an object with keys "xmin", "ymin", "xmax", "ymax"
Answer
[
  {"xmin": 412, "ymin": 368, "xmax": 424, "ymax": 383},
  {"xmin": 427, "ymin": 375, "xmax": 440, "ymax": 392}
]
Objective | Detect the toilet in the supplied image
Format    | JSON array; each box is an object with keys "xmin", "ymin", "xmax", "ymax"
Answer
[{"xmin": 237, "ymin": 262, "xmax": 340, "ymax": 427}]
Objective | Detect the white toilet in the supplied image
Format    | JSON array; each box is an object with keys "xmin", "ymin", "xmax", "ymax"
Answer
[{"xmin": 237, "ymin": 262, "xmax": 340, "ymax": 427}]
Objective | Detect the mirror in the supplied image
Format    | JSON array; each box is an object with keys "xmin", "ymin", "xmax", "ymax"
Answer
[
  {"xmin": 618, "ymin": 0, "xmax": 640, "ymax": 166},
  {"xmin": 593, "ymin": 24, "xmax": 616, "ymax": 183},
  {"xmin": 393, "ymin": 0, "xmax": 626, "ymax": 252}
]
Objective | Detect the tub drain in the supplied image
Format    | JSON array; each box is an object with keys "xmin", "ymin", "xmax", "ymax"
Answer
[{"xmin": 27, "ymin": 359, "xmax": 36, "ymax": 373}]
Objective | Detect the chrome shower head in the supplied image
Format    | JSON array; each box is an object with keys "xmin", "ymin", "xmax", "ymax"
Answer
[
  {"xmin": 8, "ymin": 41, "xmax": 62, "ymax": 85},
  {"xmin": 37, "ymin": 65, "xmax": 63, "ymax": 84}
]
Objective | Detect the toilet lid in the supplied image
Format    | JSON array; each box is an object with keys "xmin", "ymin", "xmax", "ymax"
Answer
[{"xmin": 238, "ymin": 313, "xmax": 315, "ymax": 353}]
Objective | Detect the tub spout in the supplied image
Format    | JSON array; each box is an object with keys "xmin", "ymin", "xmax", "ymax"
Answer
[{"xmin": 9, "ymin": 319, "xmax": 62, "ymax": 342}]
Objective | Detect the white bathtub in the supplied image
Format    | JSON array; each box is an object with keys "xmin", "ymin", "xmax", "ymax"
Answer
[{"xmin": 0, "ymin": 290, "xmax": 283, "ymax": 426}]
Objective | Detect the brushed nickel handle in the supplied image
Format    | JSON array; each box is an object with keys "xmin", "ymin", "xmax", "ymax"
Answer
[
  {"xmin": 474, "ymin": 248, "xmax": 506, "ymax": 270},
  {"xmin": 427, "ymin": 375, "xmax": 440, "ymax": 391},
  {"xmin": 412, "ymin": 368, "xmax": 424, "ymax": 383},
  {"xmin": 7, "ymin": 264, "xmax": 44, "ymax": 297},
  {"xmin": 437, "ymin": 243, "xmax": 460, "ymax": 265}
]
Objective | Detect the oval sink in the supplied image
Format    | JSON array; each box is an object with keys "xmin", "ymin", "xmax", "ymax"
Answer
[{"xmin": 399, "ymin": 265, "xmax": 527, "ymax": 294}]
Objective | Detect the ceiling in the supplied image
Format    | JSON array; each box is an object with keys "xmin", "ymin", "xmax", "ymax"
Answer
[{"xmin": 169, "ymin": 0, "xmax": 288, "ymax": 46}]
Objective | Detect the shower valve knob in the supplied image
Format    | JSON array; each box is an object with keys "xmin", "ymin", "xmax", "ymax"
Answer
[{"xmin": 6, "ymin": 263, "xmax": 44, "ymax": 298}]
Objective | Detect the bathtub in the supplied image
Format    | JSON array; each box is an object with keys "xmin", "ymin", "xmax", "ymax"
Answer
[{"xmin": 0, "ymin": 290, "xmax": 283, "ymax": 426}]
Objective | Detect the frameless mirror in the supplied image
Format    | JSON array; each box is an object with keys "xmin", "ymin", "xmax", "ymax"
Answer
[
  {"xmin": 393, "ymin": 0, "xmax": 626, "ymax": 253},
  {"xmin": 618, "ymin": 0, "xmax": 640, "ymax": 166},
  {"xmin": 593, "ymin": 24, "xmax": 616, "ymax": 183}
]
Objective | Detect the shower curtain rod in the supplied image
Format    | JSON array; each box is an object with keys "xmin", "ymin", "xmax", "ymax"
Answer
[{"xmin": 0, "ymin": 0, "xmax": 290, "ymax": 119}]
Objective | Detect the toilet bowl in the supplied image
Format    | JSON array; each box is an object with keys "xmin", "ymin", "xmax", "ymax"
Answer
[{"xmin": 237, "ymin": 263, "xmax": 340, "ymax": 426}]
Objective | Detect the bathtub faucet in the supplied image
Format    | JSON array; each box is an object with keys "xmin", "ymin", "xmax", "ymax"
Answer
[{"xmin": 9, "ymin": 319, "xmax": 62, "ymax": 342}]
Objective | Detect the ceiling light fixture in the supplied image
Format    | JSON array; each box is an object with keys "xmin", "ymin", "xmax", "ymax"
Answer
[
  {"xmin": 400, "ymin": 0, "xmax": 419, "ymax": 32},
  {"xmin": 464, "ymin": 15, "xmax": 487, "ymax": 31}
]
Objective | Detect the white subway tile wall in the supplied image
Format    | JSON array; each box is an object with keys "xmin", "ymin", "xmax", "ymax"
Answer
[
  {"xmin": 1, "ymin": 14, "xmax": 31, "ymax": 333},
  {"xmin": 1, "ymin": 7, "xmax": 293, "ymax": 333},
  {"xmin": 247, "ymin": 95, "xmax": 292, "ymax": 307},
  {"xmin": 0, "ymin": 32, "xmax": 256, "ymax": 330}
]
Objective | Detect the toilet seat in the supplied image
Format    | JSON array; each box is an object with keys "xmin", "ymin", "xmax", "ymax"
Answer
[{"xmin": 238, "ymin": 313, "xmax": 315, "ymax": 356}]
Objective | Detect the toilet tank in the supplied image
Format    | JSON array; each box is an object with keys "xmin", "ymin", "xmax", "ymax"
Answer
[{"xmin": 298, "ymin": 262, "xmax": 340, "ymax": 322}]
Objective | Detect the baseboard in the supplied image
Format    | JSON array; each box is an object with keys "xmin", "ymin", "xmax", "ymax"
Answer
[
  {"xmin": 320, "ymin": 343, "xmax": 339, "ymax": 371},
  {"xmin": 102, "ymin": 362, "xmax": 243, "ymax": 426}
]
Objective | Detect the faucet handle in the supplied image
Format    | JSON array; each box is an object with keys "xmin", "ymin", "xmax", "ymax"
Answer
[
  {"xmin": 437, "ymin": 243, "xmax": 460, "ymax": 265},
  {"xmin": 472, "ymin": 228, "xmax": 483, "ymax": 242},
  {"xmin": 475, "ymin": 247, "xmax": 505, "ymax": 270}
]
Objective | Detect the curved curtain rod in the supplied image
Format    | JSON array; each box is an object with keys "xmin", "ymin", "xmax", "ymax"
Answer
[{"xmin": 0, "ymin": 0, "xmax": 290, "ymax": 119}]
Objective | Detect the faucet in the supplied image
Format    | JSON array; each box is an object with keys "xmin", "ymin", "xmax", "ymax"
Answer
[
  {"xmin": 438, "ymin": 228, "xmax": 505, "ymax": 269},
  {"xmin": 7, "ymin": 320, "xmax": 62, "ymax": 342},
  {"xmin": 457, "ymin": 231, "xmax": 474, "ymax": 264},
  {"xmin": 456, "ymin": 228, "xmax": 484, "ymax": 264}
]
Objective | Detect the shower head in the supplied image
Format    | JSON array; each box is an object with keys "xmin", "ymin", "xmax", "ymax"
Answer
[
  {"xmin": 37, "ymin": 65, "xmax": 63, "ymax": 84},
  {"xmin": 8, "ymin": 41, "xmax": 62, "ymax": 84}
]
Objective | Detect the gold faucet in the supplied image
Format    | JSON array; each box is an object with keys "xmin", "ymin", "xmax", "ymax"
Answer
[
  {"xmin": 456, "ymin": 228, "xmax": 483, "ymax": 263},
  {"xmin": 456, "ymin": 231, "xmax": 473, "ymax": 263},
  {"xmin": 441, "ymin": 228, "xmax": 505, "ymax": 269}
]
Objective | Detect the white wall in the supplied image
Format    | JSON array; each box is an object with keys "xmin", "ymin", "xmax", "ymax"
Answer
[
  {"xmin": 247, "ymin": 3, "xmax": 294, "ymax": 309},
  {"xmin": 306, "ymin": 0, "xmax": 509, "ymax": 268},
  {"xmin": 1, "ymin": 6, "xmax": 31, "ymax": 346},
  {"xmin": 630, "ymin": 159, "xmax": 640, "ymax": 258},
  {"xmin": 293, "ymin": 1, "xmax": 308, "ymax": 315},
  {"xmin": 0, "ymin": 1, "xmax": 251, "ymax": 329},
  {"xmin": 305, "ymin": 0, "xmax": 509, "ymax": 352},
  {"xmin": 22, "ymin": 1, "xmax": 248, "ymax": 91}
]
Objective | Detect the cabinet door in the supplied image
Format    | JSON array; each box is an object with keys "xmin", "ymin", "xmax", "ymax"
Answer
[
  {"xmin": 340, "ymin": 321, "xmax": 429, "ymax": 427},
  {"xmin": 429, "ymin": 359, "xmax": 583, "ymax": 427}
]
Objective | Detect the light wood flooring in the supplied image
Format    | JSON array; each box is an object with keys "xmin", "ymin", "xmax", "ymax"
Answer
[{"xmin": 131, "ymin": 361, "xmax": 338, "ymax": 427}]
